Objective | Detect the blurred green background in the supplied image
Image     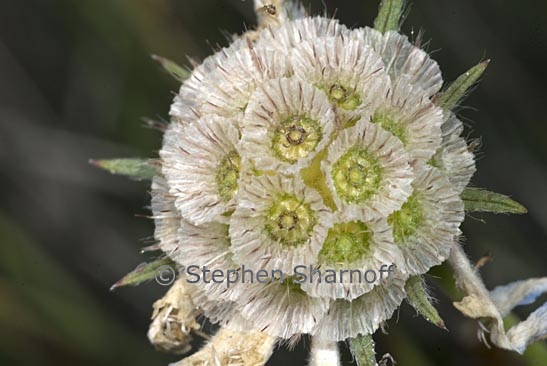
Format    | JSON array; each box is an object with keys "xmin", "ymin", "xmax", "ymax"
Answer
[{"xmin": 0, "ymin": 0, "xmax": 546, "ymax": 365}]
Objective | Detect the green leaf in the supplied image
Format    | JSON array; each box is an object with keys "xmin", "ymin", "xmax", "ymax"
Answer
[
  {"xmin": 110, "ymin": 257, "xmax": 175, "ymax": 290},
  {"xmin": 405, "ymin": 275, "xmax": 446, "ymax": 329},
  {"xmin": 89, "ymin": 158, "xmax": 157, "ymax": 181},
  {"xmin": 437, "ymin": 59, "xmax": 490, "ymax": 110},
  {"xmin": 350, "ymin": 335, "xmax": 377, "ymax": 366},
  {"xmin": 151, "ymin": 54, "xmax": 190, "ymax": 81},
  {"xmin": 374, "ymin": 0, "xmax": 405, "ymax": 33},
  {"xmin": 461, "ymin": 188, "xmax": 527, "ymax": 214}
]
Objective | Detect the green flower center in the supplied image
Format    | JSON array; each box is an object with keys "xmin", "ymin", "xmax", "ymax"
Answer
[
  {"xmin": 272, "ymin": 115, "xmax": 322, "ymax": 164},
  {"xmin": 216, "ymin": 150, "xmax": 241, "ymax": 202},
  {"xmin": 388, "ymin": 194, "xmax": 424, "ymax": 243},
  {"xmin": 332, "ymin": 146, "xmax": 382, "ymax": 204},
  {"xmin": 327, "ymin": 83, "xmax": 361, "ymax": 110},
  {"xmin": 371, "ymin": 113, "xmax": 407, "ymax": 144},
  {"xmin": 265, "ymin": 194, "xmax": 316, "ymax": 247},
  {"xmin": 348, "ymin": 167, "xmax": 366, "ymax": 185},
  {"xmin": 319, "ymin": 221, "xmax": 372, "ymax": 264}
]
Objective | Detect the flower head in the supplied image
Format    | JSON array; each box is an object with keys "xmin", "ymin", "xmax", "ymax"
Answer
[
  {"xmin": 105, "ymin": 1, "xmax": 541, "ymax": 364},
  {"xmin": 156, "ymin": 8, "xmax": 466, "ymax": 347}
]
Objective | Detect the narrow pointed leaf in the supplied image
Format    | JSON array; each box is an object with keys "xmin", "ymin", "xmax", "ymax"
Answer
[
  {"xmin": 151, "ymin": 54, "xmax": 190, "ymax": 81},
  {"xmin": 110, "ymin": 257, "xmax": 175, "ymax": 291},
  {"xmin": 405, "ymin": 275, "xmax": 446, "ymax": 329},
  {"xmin": 90, "ymin": 158, "xmax": 157, "ymax": 181},
  {"xmin": 437, "ymin": 60, "xmax": 490, "ymax": 110},
  {"xmin": 374, "ymin": 0, "xmax": 404, "ymax": 33},
  {"xmin": 461, "ymin": 188, "xmax": 527, "ymax": 214},
  {"xmin": 350, "ymin": 335, "xmax": 377, "ymax": 366}
]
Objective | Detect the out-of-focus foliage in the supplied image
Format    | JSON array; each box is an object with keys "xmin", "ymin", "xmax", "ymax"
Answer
[{"xmin": 0, "ymin": 0, "xmax": 546, "ymax": 365}]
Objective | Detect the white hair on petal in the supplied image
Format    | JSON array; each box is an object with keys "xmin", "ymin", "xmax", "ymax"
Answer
[
  {"xmin": 160, "ymin": 114, "xmax": 241, "ymax": 225},
  {"xmin": 236, "ymin": 279, "xmax": 330, "ymax": 339},
  {"xmin": 150, "ymin": 175, "xmax": 180, "ymax": 258},
  {"xmin": 322, "ymin": 118, "xmax": 414, "ymax": 219},
  {"xmin": 230, "ymin": 174, "xmax": 332, "ymax": 275},
  {"xmin": 389, "ymin": 163, "xmax": 464, "ymax": 275},
  {"xmin": 311, "ymin": 276, "xmax": 407, "ymax": 341},
  {"xmin": 370, "ymin": 75, "xmax": 444, "ymax": 162},
  {"xmin": 290, "ymin": 35, "xmax": 390, "ymax": 125},
  {"xmin": 431, "ymin": 112, "xmax": 476, "ymax": 193},
  {"xmin": 300, "ymin": 214, "xmax": 405, "ymax": 301},
  {"xmin": 355, "ymin": 27, "xmax": 443, "ymax": 97}
]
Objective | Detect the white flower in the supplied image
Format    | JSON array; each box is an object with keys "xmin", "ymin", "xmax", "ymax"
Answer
[
  {"xmin": 300, "ymin": 215, "xmax": 404, "ymax": 300},
  {"xmin": 290, "ymin": 35, "xmax": 390, "ymax": 124},
  {"xmin": 182, "ymin": 42, "xmax": 289, "ymax": 122},
  {"xmin": 235, "ymin": 278, "xmax": 330, "ymax": 339},
  {"xmin": 174, "ymin": 219, "xmax": 248, "ymax": 302},
  {"xmin": 135, "ymin": 2, "xmax": 531, "ymax": 363},
  {"xmin": 430, "ymin": 111, "xmax": 477, "ymax": 193},
  {"xmin": 323, "ymin": 118, "xmax": 414, "ymax": 219},
  {"xmin": 171, "ymin": 38, "xmax": 288, "ymax": 125},
  {"xmin": 229, "ymin": 174, "xmax": 332, "ymax": 275},
  {"xmin": 150, "ymin": 175, "xmax": 181, "ymax": 258},
  {"xmin": 388, "ymin": 164, "xmax": 465, "ymax": 275},
  {"xmin": 169, "ymin": 38, "xmax": 247, "ymax": 125},
  {"xmin": 354, "ymin": 27, "xmax": 443, "ymax": 97},
  {"xmin": 160, "ymin": 114, "xmax": 241, "ymax": 225},
  {"xmin": 370, "ymin": 76, "xmax": 444, "ymax": 162},
  {"xmin": 239, "ymin": 76, "xmax": 336, "ymax": 173},
  {"xmin": 311, "ymin": 276, "xmax": 407, "ymax": 341},
  {"xmin": 256, "ymin": 16, "xmax": 348, "ymax": 54},
  {"xmin": 189, "ymin": 287, "xmax": 250, "ymax": 331}
]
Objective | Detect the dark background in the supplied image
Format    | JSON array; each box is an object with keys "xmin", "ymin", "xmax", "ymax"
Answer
[{"xmin": 1, "ymin": 0, "xmax": 546, "ymax": 365}]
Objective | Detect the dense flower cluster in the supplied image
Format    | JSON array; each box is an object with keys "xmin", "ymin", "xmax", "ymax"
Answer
[{"xmin": 151, "ymin": 15, "xmax": 475, "ymax": 343}]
